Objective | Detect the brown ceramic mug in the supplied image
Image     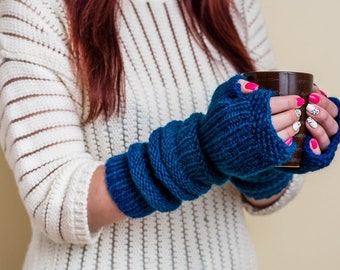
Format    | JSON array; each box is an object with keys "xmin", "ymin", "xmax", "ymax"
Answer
[{"xmin": 242, "ymin": 71, "xmax": 314, "ymax": 168}]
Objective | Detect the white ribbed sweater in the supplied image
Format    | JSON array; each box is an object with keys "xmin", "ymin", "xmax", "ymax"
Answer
[{"xmin": 0, "ymin": 0, "xmax": 303, "ymax": 269}]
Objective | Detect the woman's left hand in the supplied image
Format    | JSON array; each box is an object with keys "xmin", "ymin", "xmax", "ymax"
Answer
[{"xmin": 305, "ymin": 85, "xmax": 339, "ymax": 154}]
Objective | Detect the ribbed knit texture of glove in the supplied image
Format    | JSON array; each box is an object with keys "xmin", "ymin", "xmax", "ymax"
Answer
[
  {"xmin": 230, "ymin": 170, "xmax": 293, "ymax": 200},
  {"xmin": 105, "ymin": 74, "xmax": 296, "ymax": 218},
  {"xmin": 106, "ymin": 114, "xmax": 227, "ymax": 218},
  {"xmin": 198, "ymin": 75, "xmax": 296, "ymax": 178}
]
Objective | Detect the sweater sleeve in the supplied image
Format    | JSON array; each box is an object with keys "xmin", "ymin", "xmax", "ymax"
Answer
[{"xmin": 0, "ymin": 0, "xmax": 101, "ymax": 244}]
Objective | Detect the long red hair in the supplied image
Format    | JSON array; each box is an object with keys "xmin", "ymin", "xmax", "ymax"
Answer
[{"xmin": 65, "ymin": 0, "xmax": 255, "ymax": 123}]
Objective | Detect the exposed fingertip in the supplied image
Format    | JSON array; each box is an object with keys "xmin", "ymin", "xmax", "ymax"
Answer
[
  {"xmin": 245, "ymin": 82, "xmax": 259, "ymax": 91},
  {"xmin": 310, "ymin": 138, "xmax": 318, "ymax": 150},
  {"xmin": 309, "ymin": 93, "xmax": 321, "ymax": 104},
  {"xmin": 284, "ymin": 137, "xmax": 294, "ymax": 146},
  {"xmin": 306, "ymin": 117, "xmax": 318, "ymax": 129},
  {"xmin": 319, "ymin": 89, "xmax": 328, "ymax": 97},
  {"xmin": 312, "ymin": 83, "xmax": 328, "ymax": 97},
  {"xmin": 309, "ymin": 138, "xmax": 321, "ymax": 155},
  {"xmin": 293, "ymin": 121, "xmax": 301, "ymax": 132},
  {"xmin": 296, "ymin": 97, "xmax": 305, "ymax": 107}
]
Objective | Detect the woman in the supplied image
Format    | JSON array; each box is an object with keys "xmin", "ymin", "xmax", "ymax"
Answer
[{"xmin": 0, "ymin": 0, "xmax": 339, "ymax": 269}]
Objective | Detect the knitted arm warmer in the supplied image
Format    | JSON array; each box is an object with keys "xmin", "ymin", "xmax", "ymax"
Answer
[
  {"xmin": 230, "ymin": 170, "xmax": 293, "ymax": 200},
  {"xmin": 105, "ymin": 74, "xmax": 296, "ymax": 218}
]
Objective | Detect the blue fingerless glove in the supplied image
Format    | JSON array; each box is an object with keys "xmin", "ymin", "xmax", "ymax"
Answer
[
  {"xmin": 105, "ymin": 74, "xmax": 296, "ymax": 218},
  {"xmin": 198, "ymin": 75, "xmax": 296, "ymax": 177},
  {"xmin": 230, "ymin": 170, "xmax": 293, "ymax": 200}
]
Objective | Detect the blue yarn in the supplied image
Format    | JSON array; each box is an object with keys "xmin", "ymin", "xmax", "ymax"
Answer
[
  {"xmin": 105, "ymin": 74, "xmax": 340, "ymax": 218},
  {"xmin": 231, "ymin": 170, "xmax": 293, "ymax": 200},
  {"xmin": 198, "ymin": 76, "xmax": 296, "ymax": 177},
  {"xmin": 105, "ymin": 109, "xmax": 229, "ymax": 218},
  {"xmin": 105, "ymin": 154, "xmax": 155, "ymax": 217}
]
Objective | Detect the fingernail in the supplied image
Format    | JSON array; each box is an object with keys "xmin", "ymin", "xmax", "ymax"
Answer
[
  {"xmin": 293, "ymin": 121, "xmax": 301, "ymax": 131},
  {"xmin": 310, "ymin": 138, "xmax": 318, "ymax": 150},
  {"xmin": 309, "ymin": 93, "xmax": 320, "ymax": 104},
  {"xmin": 307, "ymin": 117, "xmax": 318, "ymax": 129},
  {"xmin": 319, "ymin": 90, "xmax": 328, "ymax": 97},
  {"xmin": 306, "ymin": 104, "xmax": 320, "ymax": 115},
  {"xmin": 295, "ymin": 109, "xmax": 302, "ymax": 119},
  {"xmin": 245, "ymin": 82, "xmax": 259, "ymax": 91},
  {"xmin": 285, "ymin": 137, "xmax": 294, "ymax": 146},
  {"xmin": 296, "ymin": 97, "xmax": 305, "ymax": 107}
]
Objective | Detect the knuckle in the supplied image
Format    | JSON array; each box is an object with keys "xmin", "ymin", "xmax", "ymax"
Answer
[{"xmin": 328, "ymin": 122, "xmax": 339, "ymax": 137}]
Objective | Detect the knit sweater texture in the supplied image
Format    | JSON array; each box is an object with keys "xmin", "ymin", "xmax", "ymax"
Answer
[{"xmin": 0, "ymin": 0, "xmax": 304, "ymax": 269}]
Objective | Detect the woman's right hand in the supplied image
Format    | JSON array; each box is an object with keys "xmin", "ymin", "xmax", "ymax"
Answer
[
  {"xmin": 238, "ymin": 79, "xmax": 340, "ymax": 156},
  {"xmin": 238, "ymin": 79, "xmax": 304, "ymax": 148},
  {"xmin": 238, "ymin": 78, "xmax": 340, "ymax": 175},
  {"xmin": 269, "ymin": 95, "xmax": 304, "ymax": 145},
  {"xmin": 198, "ymin": 75, "xmax": 299, "ymax": 177}
]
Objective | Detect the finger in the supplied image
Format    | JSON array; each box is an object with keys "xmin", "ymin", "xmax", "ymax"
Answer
[
  {"xmin": 305, "ymin": 117, "xmax": 331, "ymax": 151},
  {"xmin": 272, "ymin": 108, "xmax": 301, "ymax": 131},
  {"xmin": 270, "ymin": 95, "xmax": 305, "ymax": 114},
  {"xmin": 238, "ymin": 79, "xmax": 259, "ymax": 94},
  {"xmin": 309, "ymin": 138, "xmax": 321, "ymax": 155},
  {"xmin": 276, "ymin": 121, "xmax": 301, "ymax": 142},
  {"xmin": 306, "ymin": 103, "xmax": 339, "ymax": 137},
  {"xmin": 312, "ymin": 84, "xmax": 328, "ymax": 98},
  {"xmin": 309, "ymin": 93, "xmax": 338, "ymax": 118}
]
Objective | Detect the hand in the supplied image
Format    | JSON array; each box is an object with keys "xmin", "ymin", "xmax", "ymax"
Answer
[
  {"xmin": 199, "ymin": 75, "xmax": 300, "ymax": 177},
  {"xmin": 238, "ymin": 79, "xmax": 340, "ymax": 155},
  {"xmin": 231, "ymin": 78, "xmax": 340, "ymax": 200},
  {"xmin": 239, "ymin": 78, "xmax": 340, "ymax": 174},
  {"xmin": 238, "ymin": 79, "xmax": 304, "ymax": 146},
  {"xmin": 305, "ymin": 86, "xmax": 339, "ymax": 154}
]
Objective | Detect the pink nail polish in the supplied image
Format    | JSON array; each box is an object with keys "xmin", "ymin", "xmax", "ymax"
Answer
[
  {"xmin": 285, "ymin": 137, "xmax": 294, "ymax": 146},
  {"xmin": 319, "ymin": 90, "xmax": 328, "ymax": 97},
  {"xmin": 296, "ymin": 97, "xmax": 305, "ymax": 107},
  {"xmin": 310, "ymin": 138, "xmax": 318, "ymax": 150},
  {"xmin": 309, "ymin": 93, "xmax": 320, "ymax": 104},
  {"xmin": 245, "ymin": 82, "xmax": 258, "ymax": 91}
]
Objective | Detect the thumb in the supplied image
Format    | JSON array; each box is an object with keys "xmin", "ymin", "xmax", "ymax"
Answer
[{"xmin": 239, "ymin": 79, "xmax": 259, "ymax": 94}]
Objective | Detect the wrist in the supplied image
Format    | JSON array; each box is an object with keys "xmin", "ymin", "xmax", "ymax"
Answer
[
  {"xmin": 242, "ymin": 187, "xmax": 287, "ymax": 209},
  {"xmin": 230, "ymin": 169, "xmax": 293, "ymax": 200}
]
